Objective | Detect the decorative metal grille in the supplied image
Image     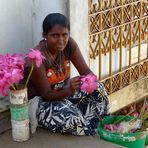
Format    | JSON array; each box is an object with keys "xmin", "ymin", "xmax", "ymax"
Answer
[{"xmin": 88, "ymin": 0, "xmax": 148, "ymax": 94}]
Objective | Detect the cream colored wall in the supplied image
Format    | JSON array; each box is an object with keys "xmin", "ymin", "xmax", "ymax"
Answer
[
  {"xmin": 32, "ymin": 0, "xmax": 69, "ymax": 46},
  {"xmin": 69, "ymin": 0, "xmax": 90, "ymax": 77},
  {"xmin": 0, "ymin": 0, "xmax": 33, "ymax": 54},
  {"xmin": 109, "ymin": 76, "xmax": 148, "ymax": 113},
  {"xmin": 0, "ymin": 0, "xmax": 69, "ymax": 54}
]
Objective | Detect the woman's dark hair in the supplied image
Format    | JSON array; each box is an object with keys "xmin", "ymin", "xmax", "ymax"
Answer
[{"xmin": 42, "ymin": 13, "xmax": 70, "ymax": 34}]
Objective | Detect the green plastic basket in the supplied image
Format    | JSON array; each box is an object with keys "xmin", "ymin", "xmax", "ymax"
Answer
[
  {"xmin": 145, "ymin": 135, "xmax": 148, "ymax": 145},
  {"xmin": 98, "ymin": 116, "xmax": 146, "ymax": 148}
]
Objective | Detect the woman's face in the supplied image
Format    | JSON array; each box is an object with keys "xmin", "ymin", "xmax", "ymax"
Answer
[{"xmin": 44, "ymin": 24, "xmax": 70, "ymax": 53}]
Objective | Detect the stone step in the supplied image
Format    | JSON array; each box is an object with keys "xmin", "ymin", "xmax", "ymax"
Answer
[
  {"xmin": 0, "ymin": 96, "xmax": 9, "ymax": 113},
  {"xmin": 0, "ymin": 115, "xmax": 11, "ymax": 134}
]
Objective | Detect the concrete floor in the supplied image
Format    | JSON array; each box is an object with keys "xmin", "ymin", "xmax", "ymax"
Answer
[
  {"xmin": 0, "ymin": 113, "xmax": 147, "ymax": 148},
  {"xmin": 0, "ymin": 127, "xmax": 124, "ymax": 148},
  {"xmin": 0, "ymin": 94, "xmax": 148, "ymax": 148},
  {"xmin": 0, "ymin": 116, "xmax": 124, "ymax": 148}
]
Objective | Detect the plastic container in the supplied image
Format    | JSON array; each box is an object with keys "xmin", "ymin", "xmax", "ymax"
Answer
[
  {"xmin": 9, "ymin": 86, "xmax": 30, "ymax": 142},
  {"xmin": 146, "ymin": 135, "xmax": 148, "ymax": 145},
  {"xmin": 10, "ymin": 104, "xmax": 29, "ymax": 121},
  {"xmin": 11, "ymin": 119, "xmax": 30, "ymax": 142},
  {"xmin": 98, "ymin": 116, "xmax": 146, "ymax": 148},
  {"xmin": 9, "ymin": 86, "xmax": 28, "ymax": 105}
]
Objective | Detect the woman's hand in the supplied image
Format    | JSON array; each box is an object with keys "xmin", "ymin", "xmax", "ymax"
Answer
[{"xmin": 64, "ymin": 76, "xmax": 81, "ymax": 94}]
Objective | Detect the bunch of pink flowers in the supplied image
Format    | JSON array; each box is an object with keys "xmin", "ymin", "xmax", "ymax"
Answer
[
  {"xmin": 0, "ymin": 48, "xmax": 45, "ymax": 96},
  {"xmin": 80, "ymin": 73, "xmax": 98, "ymax": 93}
]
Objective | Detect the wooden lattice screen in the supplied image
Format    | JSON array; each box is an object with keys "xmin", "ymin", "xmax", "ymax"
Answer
[{"xmin": 88, "ymin": 0, "xmax": 148, "ymax": 94}]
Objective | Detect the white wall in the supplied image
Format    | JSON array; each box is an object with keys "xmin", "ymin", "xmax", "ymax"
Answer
[
  {"xmin": 0, "ymin": 0, "xmax": 68, "ymax": 54},
  {"xmin": 32, "ymin": 0, "xmax": 69, "ymax": 46},
  {"xmin": 0, "ymin": 0, "xmax": 33, "ymax": 54},
  {"xmin": 69, "ymin": 0, "xmax": 89, "ymax": 77}
]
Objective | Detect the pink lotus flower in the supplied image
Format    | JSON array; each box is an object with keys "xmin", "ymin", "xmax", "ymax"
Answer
[
  {"xmin": 131, "ymin": 112, "xmax": 139, "ymax": 117},
  {"xmin": 80, "ymin": 73, "xmax": 98, "ymax": 93},
  {"xmin": 27, "ymin": 48, "xmax": 45, "ymax": 67},
  {"xmin": 104, "ymin": 124, "xmax": 119, "ymax": 132},
  {"xmin": 0, "ymin": 85, "xmax": 9, "ymax": 96},
  {"xmin": 0, "ymin": 70, "xmax": 10, "ymax": 96},
  {"xmin": 10, "ymin": 69, "xmax": 24, "ymax": 83},
  {"xmin": 0, "ymin": 49, "xmax": 45, "ymax": 96}
]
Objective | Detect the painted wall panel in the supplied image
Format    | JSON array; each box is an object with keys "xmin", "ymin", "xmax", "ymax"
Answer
[{"xmin": 0, "ymin": 0, "xmax": 33, "ymax": 54}]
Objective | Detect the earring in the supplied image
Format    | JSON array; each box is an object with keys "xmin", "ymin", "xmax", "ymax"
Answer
[{"xmin": 44, "ymin": 38, "xmax": 47, "ymax": 41}]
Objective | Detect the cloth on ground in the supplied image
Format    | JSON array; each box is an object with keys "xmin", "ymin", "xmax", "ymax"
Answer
[{"xmin": 28, "ymin": 96, "xmax": 40, "ymax": 134}]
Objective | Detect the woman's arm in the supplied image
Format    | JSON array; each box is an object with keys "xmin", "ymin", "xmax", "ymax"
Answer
[{"xmin": 30, "ymin": 64, "xmax": 80, "ymax": 101}]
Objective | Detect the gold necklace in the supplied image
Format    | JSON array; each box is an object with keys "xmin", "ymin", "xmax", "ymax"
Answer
[{"xmin": 45, "ymin": 42, "xmax": 63, "ymax": 73}]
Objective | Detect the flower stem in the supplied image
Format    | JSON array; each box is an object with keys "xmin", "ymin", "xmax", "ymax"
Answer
[
  {"xmin": 11, "ymin": 84, "xmax": 16, "ymax": 90},
  {"xmin": 113, "ymin": 109, "xmax": 135, "ymax": 125},
  {"xmin": 25, "ymin": 61, "xmax": 34, "ymax": 88}
]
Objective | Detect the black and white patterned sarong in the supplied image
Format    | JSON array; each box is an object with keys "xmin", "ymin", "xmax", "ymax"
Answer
[{"xmin": 37, "ymin": 82, "xmax": 110, "ymax": 135}]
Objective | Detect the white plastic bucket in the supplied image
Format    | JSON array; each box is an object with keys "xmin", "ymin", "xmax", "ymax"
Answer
[{"xmin": 11, "ymin": 119, "xmax": 30, "ymax": 142}]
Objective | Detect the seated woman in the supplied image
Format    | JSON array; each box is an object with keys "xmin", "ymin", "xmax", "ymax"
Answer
[{"xmin": 26, "ymin": 13, "xmax": 110, "ymax": 135}]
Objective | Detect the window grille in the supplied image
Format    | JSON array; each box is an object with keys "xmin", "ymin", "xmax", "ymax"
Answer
[{"xmin": 88, "ymin": 0, "xmax": 148, "ymax": 94}]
